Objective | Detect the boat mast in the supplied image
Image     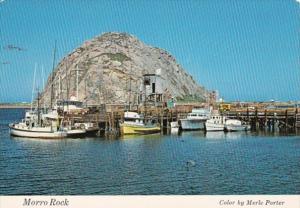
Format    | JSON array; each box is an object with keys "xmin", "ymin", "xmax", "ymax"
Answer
[
  {"xmin": 58, "ymin": 75, "xmax": 61, "ymax": 100},
  {"xmin": 85, "ymin": 75, "xmax": 87, "ymax": 107},
  {"xmin": 144, "ymin": 76, "xmax": 147, "ymax": 123},
  {"xmin": 50, "ymin": 41, "xmax": 57, "ymax": 110},
  {"xmin": 37, "ymin": 91, "xmax": 40, "ymax": 126},
  {"xmin": 41, "ymin": 65, "xmax": 46, "ymax": 112},
  {"xmin": 66, "ymin": 60, "xmax": 70, "ymax": 111},
  {"xmin": 76, "ymin": 65, "xmax": 79, "ymax": 100},
  {"xmin": 30, "ymin": 63, "xmax": 37, "ymax": 111},
  {"xmin": 129, "ymin": 67, "xmax": 132, "ymax": 111},
  {"xmin": 128, "ymin": 39, "xmax": 132, "ymax": 111}
]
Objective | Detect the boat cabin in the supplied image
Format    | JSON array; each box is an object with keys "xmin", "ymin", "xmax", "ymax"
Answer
[
  {"xmin": 54, "ymin": 96, "xmax": 84, "ymax": 112},
  {"xmin": 186, "ymin": 108, "xmax": 210, "ymax": 120},
  {"xmin": 208, "ymin": 115, "xmax": 226, "ymax": 124}
]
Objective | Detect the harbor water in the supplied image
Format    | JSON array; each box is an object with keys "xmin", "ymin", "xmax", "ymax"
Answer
[{"xmin": 1, "ymin": 109, "xmax": 300, "ymax": 195}]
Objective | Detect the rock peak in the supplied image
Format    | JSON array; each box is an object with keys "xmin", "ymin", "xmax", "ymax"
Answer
[{"xmin": 41, "ymin": 32, "xmax": 207, "ymax": 107}]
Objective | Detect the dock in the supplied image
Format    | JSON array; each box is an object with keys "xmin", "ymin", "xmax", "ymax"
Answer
[{"xmin": 59, "ymin": 101, "xmax": 300, "ymax": 137}]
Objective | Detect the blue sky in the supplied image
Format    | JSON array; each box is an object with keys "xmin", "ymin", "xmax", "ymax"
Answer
[{"xmin": 0, "ymin": 0, "xmax": 299, "ymax": 102}]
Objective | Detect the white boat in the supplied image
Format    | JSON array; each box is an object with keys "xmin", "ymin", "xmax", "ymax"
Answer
[
  {"xmin": 180, "ymin": 108, "xmax": 210, "ymax": 130},
  {"xmin": 225, "ymin": 119, "xmax": 251, "ymax": 132},
  {"xmin": 64, "ymin": 128, "xmax": 86, "ymax": 138},
  {"xmin": 74, "ymin": 122, "xmax": 99, "ymax": 135},
  {"xmin": 170, "ymin": 121, "xmax": 179, "ymax": 129},
  {"xmin": 9, "ymin": 111, "xmax": 67, "ymax": 139},
  {"xmin": 205, "ymin": 114, "xmax": 226, "ymax": 131},
  {"xmin": 9, "ymin": 123, "xmax": 67, "ymax": 138},
  {"xmin": 170, "ymin": 121, "xmax": 179, "ymax": 134}
]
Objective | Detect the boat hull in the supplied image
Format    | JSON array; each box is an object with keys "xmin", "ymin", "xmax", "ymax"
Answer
[
  {"xmin": 205, "ymin": 123, "xmax": 225, "ymax": 131},
  {"xmin": 9, "ymin": 126, "xmax": 67, "ymax": 139},
  {"xmin": 85, "ymin": 128, "xmax": 99, "ymax": 136},
  {"xmin": 66, "ymin": 129, "xmax": 87, "ymax": 138},
  {"xmin": 180, "ymin": 119, "xmax": 205, "ymax": 130},
  {"xmin": 120, "ymin": 123, "xmax": 161, "ymax": 135}
]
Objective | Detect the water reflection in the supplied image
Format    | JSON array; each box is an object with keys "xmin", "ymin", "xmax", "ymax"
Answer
[
  {"xmin": 224, "ymin": 131, "xmax": 248, "ymax": 139},
  {"xmin": 121, "ymin": 133, "xmax": 162, "ymax": 140},
  {"xmin": 204, "ymin": 131, "xmax": 226, "ymax": 139},
  {"xmin": 179, "ymin": 131, "xmax": 206, "ymax": 138}
]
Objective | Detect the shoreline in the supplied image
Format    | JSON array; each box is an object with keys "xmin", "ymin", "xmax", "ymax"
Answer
[{"xmin": 0, "ymin": 105, "xmax": 31, "ymax": 109}]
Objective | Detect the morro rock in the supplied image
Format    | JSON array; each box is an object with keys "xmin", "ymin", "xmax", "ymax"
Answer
[{"xmin": 41, "ymin": 32, "xmax": 208, "ymax": 107}]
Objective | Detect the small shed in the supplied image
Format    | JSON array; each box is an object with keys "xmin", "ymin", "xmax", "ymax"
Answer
[{"xmin": 139, "ymin": 71, "xmax": 165, "ymax": 105}]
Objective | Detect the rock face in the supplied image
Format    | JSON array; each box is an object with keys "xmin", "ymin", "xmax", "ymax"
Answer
[{"xmin": 41, "ymin": 32, "xmax": 207, "ymax": 107}]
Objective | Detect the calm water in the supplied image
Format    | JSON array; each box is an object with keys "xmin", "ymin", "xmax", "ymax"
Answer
[{"xmin": 1, "ymin": 109, "xmax": 300, "ymax": 195}]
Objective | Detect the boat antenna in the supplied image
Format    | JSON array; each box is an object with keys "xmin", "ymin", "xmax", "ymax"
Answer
[
  {"xmin": 50, "ymin": 40, "xmax": 57, "ymax": 110},
  {"xmin": 31, "ymin": 63, "xmax": 37, "ymax": 111}
]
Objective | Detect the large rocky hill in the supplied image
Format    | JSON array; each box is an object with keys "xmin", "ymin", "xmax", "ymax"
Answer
[{"xmin": 41, "ymin": 32, "xmax": 208, "ymax": 107}]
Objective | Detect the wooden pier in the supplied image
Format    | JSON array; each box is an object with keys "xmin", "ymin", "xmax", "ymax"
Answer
[
  {"xmin": 223, "ymin": 108, "xmax": 299, "ymax": 132},
  {"xmin": 60, "ymin": 102, "xmax": 300, "ymax": 137}
]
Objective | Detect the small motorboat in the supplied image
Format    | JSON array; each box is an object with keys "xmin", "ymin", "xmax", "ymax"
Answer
[
  {"xmin": 74, "ymin": 122, "xmax": 99, "ymax": 136},
  {"xmin": 170, "ymin": 121, "xmax": 179, "ymax": 134},
  {"xmin": 225, "ymin": 119, "xmax": 251, "ymax": 132},
  {"xmin": 170, "ymin": 121, "xmax": 179, "ymax": 129},
  {"xmin": 65, "ymin": 128, "xmax": 87, "ymax": 138},
  {"xmin": 180, "ymin": 108, "xmax": 210, "ymax": 130}
]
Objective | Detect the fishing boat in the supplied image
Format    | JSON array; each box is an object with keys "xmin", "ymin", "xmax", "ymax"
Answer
[
  {"xmin": 180, "ymin": 108, "xmax": 210, "ymax": 130},
  {"xmin": 9, "ymin": 110, "xmax": 67, "ymax": 138},
  {"xmin": 9, "ymin": 100, "xmax": 87, "ymax": 139},
  {"xmin": 8, "ymin": 44, "xmax": 68, "ymax": 139},
  {"xmin": 225, "ymin": 119, "xmax": 251, "ymax": 132},
  {"xmin": 205, "ymin": 114, "xmax": 226, "ymax": 131},
  {"xmin": 120, "ymin": 112, "xmax": 161, "ymax": 135},
  {"xmin": 9, "ymin": 123, "xmax": 67, "ymax": 138}
]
